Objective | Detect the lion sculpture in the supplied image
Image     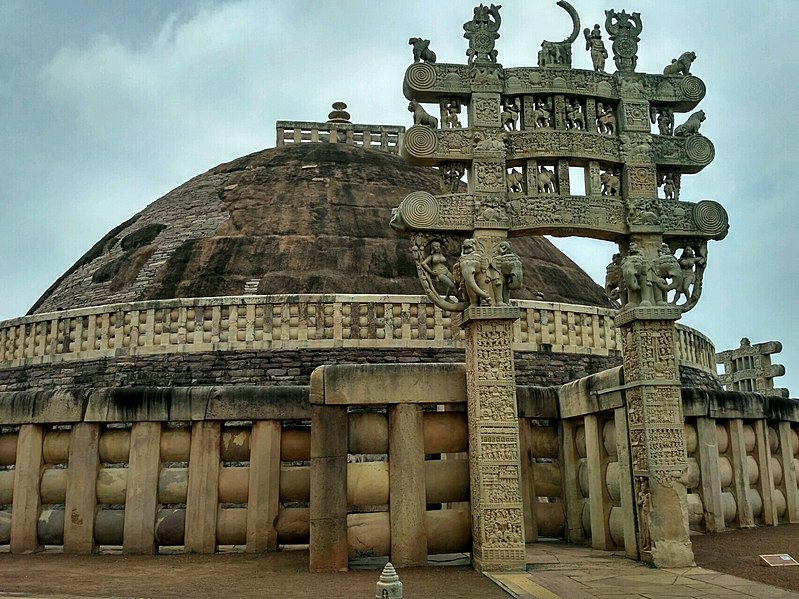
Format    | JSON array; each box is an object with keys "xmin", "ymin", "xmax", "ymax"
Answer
[
  {"xmin": 663, "ymin": 51, "xmax": 696, "ymax": 76},
  {"xmin": 409, "ymin": 38, "xmax": 436, "ymax": 63},
  {"xmin": 674, "ymin": 110, "xmax": 705, "ymax": 137}
]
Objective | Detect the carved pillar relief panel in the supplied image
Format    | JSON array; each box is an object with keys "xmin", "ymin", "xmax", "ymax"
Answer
[
  {"xmin": 619, "ymin": 100, "xmax": 651, "ymax": 133},
  {"xmin": 557, "ymin": 159, "xmax": 570, "ymax": 196},
  {"xmin": 553, "ymin": 95, "xmax": 566, "ymax": 130},
  {"xmin": 522, "ymin": 95, "xmax": 535, "ymax": 130},
  {"xmin": 624, "ymin": 165, "xmax": 659, "ymax": 199},
  {"xmin": 587, "ymin": 160, "xmax": 602, "ymax": 196},
  {"xmin": 462, "ymin": 310, "xmax": 526, "ymax": 572},
  {"xmin": 525, "ymin": 159, "xmax": 539, "ymax": 196},
  {"xmin": 471, "ymin": 93, "xmax": 501, "ymax": 128},
  {"xmin": 585, "ymin": 98, "xmax": 597, "ymax": 133},
  {"xmin": 620, "ymin": 315, "xmax": 693, "ymax": 568}
]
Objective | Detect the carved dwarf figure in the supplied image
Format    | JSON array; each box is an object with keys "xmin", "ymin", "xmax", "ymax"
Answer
[{"xmin": 583, "ymin": 24, "xmax": 608, "ymax": 72}]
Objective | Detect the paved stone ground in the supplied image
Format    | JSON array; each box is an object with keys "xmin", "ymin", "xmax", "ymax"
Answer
[
  {"xmin": 490, "ymin": 539, "xmax": 799, "ymax": 598},
  {"xmin": 3, "ymin": 525, "xmax": 799, "ymax": 598}
]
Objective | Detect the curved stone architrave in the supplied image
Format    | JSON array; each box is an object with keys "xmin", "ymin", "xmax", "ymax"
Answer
[
  {"xmin": 404, "ymin": 63, "xmax": 706, "ymax": 113},
  {"xmin": 405, "ymin": 129, "xmax": 714, "ymax": 173},
  {"xmin": 393, "ymin": 192, "xmax": 728, "ymax": 242},
  {"xmin": 506, "ymin": 131, "xmax": 622, "ymax": 163},
  {"xmin": 652, "ymin": 134, "xmax": 715, "ymax": 172},
  {"xmin": 507, "ymin": 195, "xmax": 626, "ymax": 241}
]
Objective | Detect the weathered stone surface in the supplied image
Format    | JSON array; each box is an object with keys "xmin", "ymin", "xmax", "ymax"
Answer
[{"xmin": 28, "ymin": 143, "xmax": 612, "ymax": 316}]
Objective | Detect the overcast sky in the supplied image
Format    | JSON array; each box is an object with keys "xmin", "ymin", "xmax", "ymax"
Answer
[{"xmin": 1, "ymin": 1, "xmax": 797, "ymax": 394}]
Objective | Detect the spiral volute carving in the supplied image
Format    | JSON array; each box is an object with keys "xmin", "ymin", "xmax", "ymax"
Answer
[
  {"xmin": 399, "ymin": 192, "xmax": 440, "ymax": 229},
  {"xmin": 404, "ymin": 126, "xmax": 438, "ymax": 157}
]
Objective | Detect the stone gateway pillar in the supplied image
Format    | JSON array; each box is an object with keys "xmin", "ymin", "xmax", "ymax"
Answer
[
  {"xmin": 392, "ymin": 2, "xmax": 728, "ymax": 570},
  {"xmin": 618, "ymin": 308, "xmax": 693, "ymax": 566},
  {"xmin": 460, "ymin": 306, "xmax": 526, "ymax": 571}
]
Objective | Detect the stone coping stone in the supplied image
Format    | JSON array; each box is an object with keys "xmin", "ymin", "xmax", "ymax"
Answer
[
  {"xmin": 558, "ymin": 366, "xmax": 624, "ymax": 419},
  {"xmin": 314, "ymin": 363, "xmax": 467, "ymax": 405},
  {"xmin": 85, "ymin": 386, "xmax": 310, "ymax": 422},
  {"xmin": 0, "ymin": 389, "xmax": 86, "ymax": 424},
  {"xmin": 681, "ymin": 387, "xmax": 799, "ymax": 422}
]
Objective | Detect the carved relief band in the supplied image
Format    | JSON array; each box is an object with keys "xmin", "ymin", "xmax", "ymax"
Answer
[{"xmin": 462, "ymin": 308, "xmax": 526, "ymax": 572}]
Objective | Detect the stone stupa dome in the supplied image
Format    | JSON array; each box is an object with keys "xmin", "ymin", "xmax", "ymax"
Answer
[{"xmin": 29, "ymin": 123, "xmax": 612, "ymax": 315}]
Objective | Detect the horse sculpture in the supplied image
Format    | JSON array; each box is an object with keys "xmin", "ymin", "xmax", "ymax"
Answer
[
  {"xmin": 408, "ymin": 100, "xmax": 438, "ymax": 128},
  {"xmin": 501, "ymin": 98, "xmax": 520, "ymax": 131}
]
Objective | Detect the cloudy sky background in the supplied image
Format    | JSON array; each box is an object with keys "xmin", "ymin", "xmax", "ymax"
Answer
[{"xmin": 1, "ymin": 1, "xmax": 797, "ymax": 394}]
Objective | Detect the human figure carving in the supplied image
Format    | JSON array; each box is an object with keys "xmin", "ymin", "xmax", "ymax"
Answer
[
  {"xmin": 660, "ymin": 172, "xmax": 680, "ymax": 200},
  {"xmin": 408, "ymin": 99, "xmax": 438, "ymax": 128},
  {"xmin": 600, "ymin": 169, "xmax": 620, "ymax": 196},
  {"xmin": 675, "ymin": 246, "xmax": 705, "ymax": 303},
  {"xmin": 650, "ymin": 106, "xmax": 674, "ymax": 136},
  {"xmin": 596, "ymin": 103, "xmax": 616, "ymax": 134},
  {"xmin": 674, "ymin": 110, "xmax": 705, "ymax": 137},
  {"xmin": 663, "ymin": 51, "xmax": 696, "ymax": 75},
  {"xmin": 409, "ymin": 37, "xmax": 437, "ymax": 63},
  {"xmin": 537, "ymin": 166, "xmax": 557, "ymax": 194},
  {"xmin": 533, "ymin": 98, "xmax": 553, "ymax": 128},
  {"xmin": 583, "ymin": 24, "xmax": 608, "ymax": 72},
  {"xmin": 506, "ymin": 168, "xmax": 524, "ymax": 193},
  {"xmin": 565, "ymin": 99, "xmax": 585, "ymax": 130},
  {"xmin": 440, "ymin": 162, "xmax": 465, "ymax": 194},
  {"xmin": 422, "ymin": 241, "xmax": 458, "ymax": 300},
  {"xmin": 442, "ymin": 100, "xmax": 462, "ymax": 128},
  {"xmin": 501, "ymin": 97, "xmax": 521, "ymax": 131}
]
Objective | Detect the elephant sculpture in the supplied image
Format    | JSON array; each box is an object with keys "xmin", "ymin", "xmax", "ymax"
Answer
[
  {"xmin": 488, "ymin": 241, "xmax": 523, "ymax": 305},
  {"xmin": 455, "ymin": 239, "xmax": 491, "ymax": 306}
]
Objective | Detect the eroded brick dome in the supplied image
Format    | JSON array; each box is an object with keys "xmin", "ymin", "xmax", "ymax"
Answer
[{"xmin": 29, "ymin": 143, "xmax": 612, "ymax": 314}]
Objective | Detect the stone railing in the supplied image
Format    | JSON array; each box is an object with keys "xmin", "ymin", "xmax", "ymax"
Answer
[
  {"xmin": 275, "ymin": 121, "xmax": 404, "ymax": 154},
  {"xmin": 0, "ymin": 294, "xmax": 715, "ymax": 374}
]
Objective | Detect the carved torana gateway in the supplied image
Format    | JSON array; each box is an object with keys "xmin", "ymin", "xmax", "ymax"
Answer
[{"xmin": 391, "ymin": 2, "xmax": 728, "ymax": 570}]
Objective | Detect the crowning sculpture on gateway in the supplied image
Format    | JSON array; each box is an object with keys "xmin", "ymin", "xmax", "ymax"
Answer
[{"xmin": 391, "ymin": 1, "xmax": 728, "ymax": 570}]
